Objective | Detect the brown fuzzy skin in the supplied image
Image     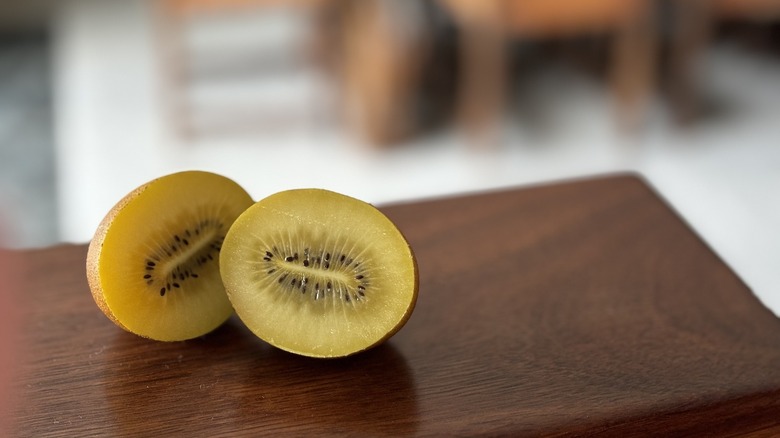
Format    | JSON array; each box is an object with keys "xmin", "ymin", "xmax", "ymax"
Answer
[{"xmin": 85, "ymin": 182, "xmax": 151, "ymax": 333}]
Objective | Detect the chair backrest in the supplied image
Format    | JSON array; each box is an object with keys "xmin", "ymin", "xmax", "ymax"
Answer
[
  {"xmin": 713, "ymin": 0, "xmax": 780, "ymax": 19},
  {"xmin": 438, "ymin": 0, "xmax": 650, "ymax": 36}
]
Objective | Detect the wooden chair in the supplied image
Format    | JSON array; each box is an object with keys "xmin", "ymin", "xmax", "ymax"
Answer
[
  {"xmin": 156, "ymin": 0, "xmax": 331, "ymax": 140},
  {"xmin": 438, "ymin": 0, "xmax": 658, "ymax": 144},
  {"xmin": 159, "ymin": 0, "xmax": 436, "ymax": 147}
]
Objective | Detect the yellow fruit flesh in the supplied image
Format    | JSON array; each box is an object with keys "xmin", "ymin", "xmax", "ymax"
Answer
[
  {"xmin": 87, "ymin": 171, "xmax": 253, "ymax": 341},
  {"xmin": 220, "ymin": 189, "xmax": 418, "ymax": 358}
]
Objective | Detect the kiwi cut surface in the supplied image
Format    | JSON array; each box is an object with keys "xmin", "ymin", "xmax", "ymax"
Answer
[
  {"xmin": 86, "ymin": 171, "xmax": 253, "ymax": 341},
  {"xmin": 220, "ymin": 189, "xmax": 418, "ymax": 358}
]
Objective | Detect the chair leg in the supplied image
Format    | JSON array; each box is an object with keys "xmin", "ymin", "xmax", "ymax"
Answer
[
  {"xmin": 456, "ymin": 20, "xmax": 507, "ymax": 147},
  {"xmin": 339, "ymin": 0, "xmax": 431, "ymax": 146},
  {"xmin": 610, "ymin": 1, "xmax": 659, "ymax": 133},
  {"xmin": 155, "ymin": 0, "xmax": 197, "ymax": 143},
  {"xmin": 668, "ymin": 0, "xmax": 713, "ymax": 125}
]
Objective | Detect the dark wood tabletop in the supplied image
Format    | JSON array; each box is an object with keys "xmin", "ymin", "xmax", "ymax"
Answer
[{"xmin": 6, "ymin": 173, "xmax": 780, "ymax": 436}]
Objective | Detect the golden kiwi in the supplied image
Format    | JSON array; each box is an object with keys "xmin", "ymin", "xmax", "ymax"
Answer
[
  {"xmin": 220, "ymin": 189, "xmax": 418, "ymax": 358},
  {"xmin": 86, "ymin": 171, "xmax": 253, "ymax": 341}
]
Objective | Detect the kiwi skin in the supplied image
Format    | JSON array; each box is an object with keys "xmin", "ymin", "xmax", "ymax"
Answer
[{"xmin": 221, "ymin": 188, "xmax": 420, "ymax": 358}]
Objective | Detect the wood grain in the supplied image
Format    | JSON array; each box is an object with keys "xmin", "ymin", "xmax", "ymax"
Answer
[{"xmin": 8, "ymin": 174, "xmax": 780, "ymax": 436}]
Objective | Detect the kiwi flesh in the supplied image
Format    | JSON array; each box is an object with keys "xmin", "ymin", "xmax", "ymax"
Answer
[
  {"xmin": 220, "ymin": 189, "xmax": 418, "ymax": 358},
  {"xmin": 86, "ymin": 171, "xmax": 253, "ymax": 341}
]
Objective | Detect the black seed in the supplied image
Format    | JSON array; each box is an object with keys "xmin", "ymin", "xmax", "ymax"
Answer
[
  {"xmin": 166, "ymin": 251, "xmax": 172, "ymax": 257},
  {"xmin": 266, "ymin": 251, "xmax": 273, "ymax": 258},
  {"xmin": 347, "ymin": 258, "xmax": 353, "ymax": 265},
  {"xmin": 327, "ymin": 282, "xmax": 332, "ymax": 290},
  {"xmin": 186, "ymin": 229, "xmax": 191, "ymax": 237},
  {"xmin": 268, "ymin": 269, "xmax": 276, "ymax": 274},
  {"xmin": 325, "ymin": 253, "xmax": 331, "ymax": 261},
  {"xmin": 291, "ymin": 278, "xmax": 297, "ymax": 286},
  {"xmin": 358, "ymin": 290, "xmax": 365, "ymax": 296},
  {"xmin": 185, "ymin": 271, "xmax": 190, "ymax": 278},
  {"xmin": 207, "ymin": 254, "xmax": 213, "ymax": 261},
  {"xmin": 183, "ymin": 239, "xmax": 189, "ymax": 246},
  {"xmin": 160, "ymin": 288, "xmax": 166, "ymax": 296},
  {"xmin": 355, "ymin": 275, "xmax": 364, "ymax": 280},
  {"xmin": 166, "ymin": 283, "xmax": 171, "ymax": 291},
  {"xmin": 345, "ymin": 294, "xmax": 351, "ymax": 302},
  {"xmin": 146, "ymin": 266, "xmax": 154, "ymax": 271},
  {"xmin": 340, "ymin": 254, "xmax": 346, "ymax": 263},
  {"xmin": 285, "ymin": 256, "xmax": 294, "ymax": 262},
  {"xmin": 179, "ymin": 274, "xmax": 185, "ymax": 281},
  {"xmin": 315, "ymin": 282, "xmax": 319, "ymax": 291},
  {"xmin": 279, "ymin": 274, "xmax": 288, "ymax": 283},
  {"xmin": 293, "ymin": 253, "xmax": 299, "ymax": 261},
  {"xmin": 147, "ymin": 261, "xmax": 156, "ymax": 267},
  {"xmin": 173, "ymin": 283, "xmax": 180, "ymax": 288},
  {"xmin": 324, "ymin": 262, "xmax": 330, "ymax": 270},
  {"xmin": 303, "ymin": 260, "xmax": 309, "ymax": 267},
  {"xmin": 143, "ymin": 274, "xmax": 151, "ymax": 279},
  {"xmin": 191, "ymin": 273, "xmax": 198, "ymax": 278},
  {"xmin": 175, "ymin": 235, "xmax": 180, "ymax": 242},
  {"xmin": 263, "ymin": 257, "xmax": 270, "ymax": 261}
]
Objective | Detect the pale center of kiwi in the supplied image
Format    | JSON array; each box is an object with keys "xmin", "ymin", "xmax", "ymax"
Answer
[
  {"xmin": 142, "ymin": 219, "xmax": 225, "ymax": 296},
  {"xmin": 262, "ymin": 247, "xmax": 370, "ymax": 303}
]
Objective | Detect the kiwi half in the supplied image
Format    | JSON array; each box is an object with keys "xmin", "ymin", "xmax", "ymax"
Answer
[
  {"xmin": 220, "ymin": 189, "xmax": 418, "ymax": 358},
  {"xmin": 86, "ymin": 171, "xmax": 253, "ymax": 341}
]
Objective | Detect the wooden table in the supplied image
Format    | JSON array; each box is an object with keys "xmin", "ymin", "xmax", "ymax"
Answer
[{"xmin": 7, "ymin": 174, "xmax": 780, "ymax": 436}]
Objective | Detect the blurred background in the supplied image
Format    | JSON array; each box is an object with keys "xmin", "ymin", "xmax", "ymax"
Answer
[{"xmin": 0, "ymin": 0, "xmax": 778, "ymax": 312}]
